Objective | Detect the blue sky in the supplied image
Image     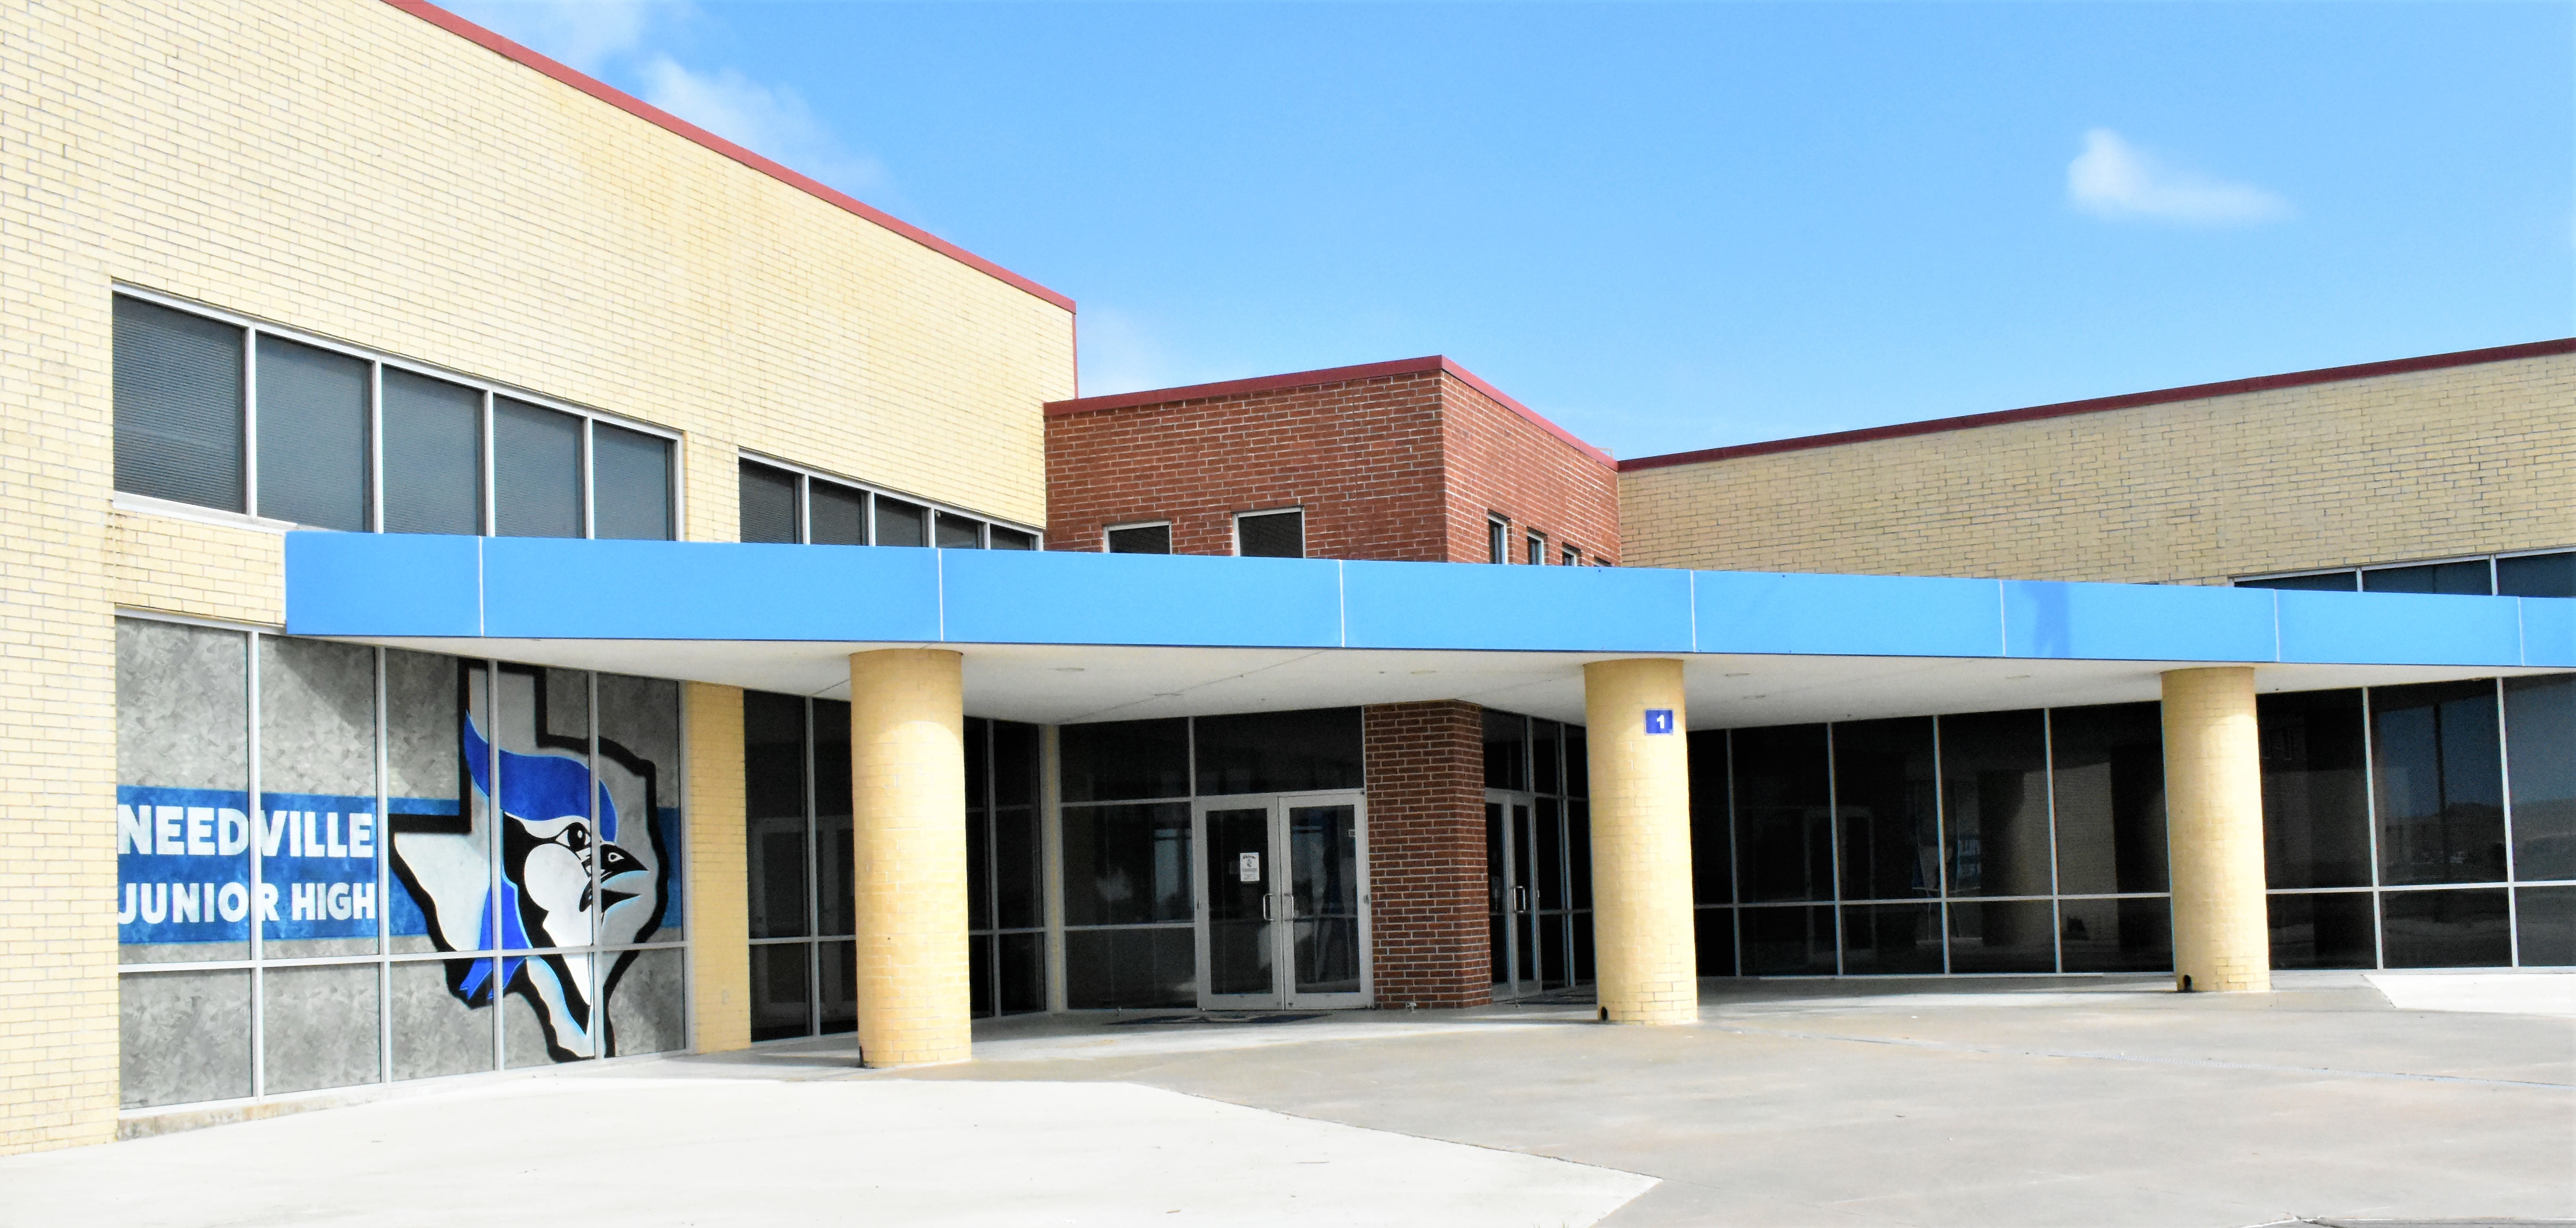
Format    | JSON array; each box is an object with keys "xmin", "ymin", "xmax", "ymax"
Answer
[{"xmin": 453, "ymin": 1, "xmax": 2573, "ymax": 460}]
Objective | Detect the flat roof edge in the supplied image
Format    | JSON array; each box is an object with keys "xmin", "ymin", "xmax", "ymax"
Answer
[
  {"xmin": 1044, "ymin": 356, "xmax": 1615, "ymax": 468},
  {"xmin": 386, "ymin": 1, "xmax": 1075, "ymax": 314},
  {"xmin": 1619, "ymin": 336, "xmax": 2576, "ymax": 474}
]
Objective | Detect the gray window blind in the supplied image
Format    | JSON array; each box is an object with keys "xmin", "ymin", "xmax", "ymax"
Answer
[
  {"xmin": 381, "ymin": 368, "xmax": 482, "ymax": 535},
  {"xmin": 989, "ymin": 527, "xmax": 1035, "ymax": 551},
  {"xmin": 592, "ymin": 423, "xmax": 672, "ymax": 540},
  {"xmin": 492, "ymin": 397, "xmax": 583, "ymax": 538},
  {"xmin": 738, "ymin": 461, "xmax": 799, "ymax": 543},
  {"xmin": 936, "ymin": 512, "xmax": 983, "ymax": 549},
  {"xmin": 113, "ymin": 297, "xmax": 244, "ymax": 511},
  {"xmin": 1237, "ymin": 510, "xmax": 1303, "ymax": 558},
  {"xmin": 1106, "ymin": 524, "xmax": 1170, "ymax": 554},
  {"xmin": 809, "ymin": 481, "xmax": 866, "ymax": 546},
  {"xmin": 874, "ymin": 497, "xmax": 927, "ymax": 547},
  {"xmin": 254, "ymin": 336, "xmax": 371, "ymax": 531}
]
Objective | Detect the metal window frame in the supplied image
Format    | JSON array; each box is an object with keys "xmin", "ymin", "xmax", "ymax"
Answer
[
  {"xmin": 112, "ymin": 609, "xmax": 695, "ymax": 1118},
  {"xmin": 112, "ymin": 285, "xmax": 682, "ymax": 542},
  {"xmin": 1487, "ymin": 515, "xmax": 1510, "ymax": 564},
  {"xmin": 735, "ymin": 447, "xmax": 1040, "ymax": 546},
  {"xmin": 1231, "ymin": 506, "xmax": 1306, "ymax": 559},
  {"xmin": 1101, "ymin": 519, "xmax": 1174, "ymax": 554}
]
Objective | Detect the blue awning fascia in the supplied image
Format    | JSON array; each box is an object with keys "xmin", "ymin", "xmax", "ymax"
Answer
[{"xmin": 282, "ymin": 533, "xmax": 2571, "ymax": 669}]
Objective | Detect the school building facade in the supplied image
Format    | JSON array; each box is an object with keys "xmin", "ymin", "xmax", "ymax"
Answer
[{"xmin": 1, "ymin": 0, "xmax": 2569, "ymax": 1156}]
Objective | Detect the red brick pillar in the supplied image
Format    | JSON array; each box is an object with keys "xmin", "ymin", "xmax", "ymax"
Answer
[{"xmin": 1363, "ymin": 701, "xmax": 1491, "ymax": 1008}]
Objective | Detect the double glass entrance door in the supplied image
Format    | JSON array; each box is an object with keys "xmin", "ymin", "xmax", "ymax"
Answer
[
  {"xmin": 1195, "ymin": 794, "xmax": 1369, "ymax": 1009},
  {"xmin": 1487, "ymin": 789, "xmax": 1593, "ymax": 999}
]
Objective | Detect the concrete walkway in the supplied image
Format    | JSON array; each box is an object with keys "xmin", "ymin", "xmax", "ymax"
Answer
[{"xmin": 7, "ymin": 972, "xmax": 2569, "ymax": 1227}]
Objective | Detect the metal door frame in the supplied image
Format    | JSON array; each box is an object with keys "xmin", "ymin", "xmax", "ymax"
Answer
[
  {"xmin": 1487, "ymin": 788, "xmax": 1535, "ymax": 1000},
  {"xmin": 1190, "ymin": 791, "xmax": 1372, "ymax": 1010}
]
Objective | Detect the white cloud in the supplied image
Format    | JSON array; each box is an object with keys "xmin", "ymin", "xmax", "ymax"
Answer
[
  {"xmin": 446, "ymin": 0, "xmax": 682, "ymax": 74},
  {"xmin": 636, "ymin": 57, "xmax": 887, "ymax": 194},
  {"xmin": 2066, "ymin": 128, "xmax": 2291, "ymax": 226}
]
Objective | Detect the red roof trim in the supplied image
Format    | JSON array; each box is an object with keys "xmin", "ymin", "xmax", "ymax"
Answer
[
  {"xmin": 382, "ymin": 1, "xmax": 1075, "ymax": 314},
  {"xmin": 1044, "ymin": 356, "xmax": 1616, "ymax": 468},
  {"xmin": 1618, "ymin": 338, "xmax": 2576, "ymax": 474}
]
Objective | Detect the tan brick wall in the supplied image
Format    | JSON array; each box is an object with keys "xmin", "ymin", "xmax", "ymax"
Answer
[
  {"xmin": 2163, "ymin": 668, "xmax": 2270, "ymax": 993},
  {"xmin": 683, "ymin": 683, "xmax": 751, "ymax": 1054},
  {"xmin": 1619, "ymin": 353, "xmax": 2575, "ymax": 583},
  {"xmin": 2, "ymin": 0, "xmax": 1068, "ymax": 1153},
  {"xmin": 847, "ymin": 650, "xmax": 970, "ymax": 1067},
  {"xmin": 1582, "ymin": 660, "xmax": 1696, "ymax": 1024}
]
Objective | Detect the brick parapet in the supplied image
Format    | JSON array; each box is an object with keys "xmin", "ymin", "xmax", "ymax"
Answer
[
  {"xmin": 1363, "ymin": 701, "xmax": 1491, "ymax": 1009},
  {"xmin": 1438, "ymin": 373, "xmax": 1622, "ymax": 565}
]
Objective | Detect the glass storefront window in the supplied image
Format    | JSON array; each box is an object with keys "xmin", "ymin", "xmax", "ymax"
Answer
[
  {"xmin": 2258, "ymin": 689, "xmax": 2372, "ymax": 889},
  {"xmin": 2372, "ymin": 681, "xmax": 2507, "ymax": 886}
]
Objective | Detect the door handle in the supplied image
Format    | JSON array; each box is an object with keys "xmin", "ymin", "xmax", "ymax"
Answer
[
  {"xmin": 1513, "ymin": 885, "xmax": 1530, "ymax": 914},
  {"xmin": 1261, "ymin": 894, "xmax": 1274, "ymax": 922}
]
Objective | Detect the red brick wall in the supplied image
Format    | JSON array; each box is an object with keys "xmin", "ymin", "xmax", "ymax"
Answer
[
  {"xmin": 1440, "ymin": 373, "xmax": 1623, "ymax": 565},
  {"xmin": 1364, "ymin": 700, "xmax": 1491, "ymax": 1009},
  {"xmin": 1045, "ymin": 372, "xmax": 1453, "ymax": 560}
]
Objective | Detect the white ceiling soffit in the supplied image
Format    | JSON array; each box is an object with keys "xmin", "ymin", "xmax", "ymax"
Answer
[{"xmin": 341, "ymin": 636, "xmax": 2555, "ymax": 728}]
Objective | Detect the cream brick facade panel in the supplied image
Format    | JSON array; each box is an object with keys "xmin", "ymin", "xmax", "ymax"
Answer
[
  {"xmin": 1619, "ymin": 350, "xmax": 2575, "ymax": 584},
  {"xmin": 0, "ymin": 0, "xmax": 1069, "ymax": 1155}
]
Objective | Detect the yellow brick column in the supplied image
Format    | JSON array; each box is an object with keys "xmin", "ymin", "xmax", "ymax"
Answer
[
  {"xmin": 683, "ymin": 683, "xmax": 752, "ymax": 1053},
  {"xmin": 1583, "ymin": 658, "xmax": 1697, "ymax": 1024},
  {"xmin": 2162, "ymin": 667, "xmax": 2271, "ymax": 993},
  {"xmin": 849, "ymin": 649, "xmax": 972, "ymax": 1066}
]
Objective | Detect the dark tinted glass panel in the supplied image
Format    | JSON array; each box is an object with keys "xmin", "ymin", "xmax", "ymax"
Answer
[
  {"xmin": 1064, "ymin": 927, "xmax": 1195, "ymax": 1009},
  {"xmin": 742, "ymin": 691, "xmax": 807, "ymax": 940},
  {"xmin": 994, "ymin": 720, "xmax": 1040, "ymax": 807},
  {"xmin": 2374, "ymin": 680, "xmax": 2505, "ymax": 885},
  {"xmin": 2058, "ymin": 897, "xmax": 2172, "ymax": 973},
  {"xmin": 2380, "ymin": 888, "xmax": 2510, "ymax": 968},
  {"xmin": 2268, "ymin": 892, "xmax": 2376, "ymax": 969},
  {"xmin": 255, "ymin": 336, "xmax": 369, "ymax": 530},
  {"xmin": 1733, "ymin": 725, "xmax": 1831, "ymax": 902},
  {"xmin": 1060, "ymin": 802, "xmax": 1191, "ymax": 925},
  {"xmin": 818, "ymin": 940, "xmax": 856, "ymax": 1034},
  {"xmin": 965, "ymin": 799, "xmax": 990, "ymax": 933},
  {"xmin": 2363, "ymin": 561, "xmax": 2491, "ymax": 596},
  {"xmin": 812, "ymin": 700, "xmax": 853, "ymax": 936},
  {"xmin": 749, "ymin": 943, "xmax": 811, "ymax": 1041},
  {"xmin": 2259, "ymin": 689, "xmax": 2372, "ymax": 889},
  {"xmin": 1526, "ymin": 535, "xmax": 1544, "ymax": 566},
  {"xmin": 1192, "ymin": 709, "xmax": 1362, "ymax": 795},
  {"xmin": 2506, "ymin": 675, "xmax": 2576, "ymax": 880},
  {"xmin": 1941, "ymin": 710, "xmax": 2051, "ymax": 898},
  {"xmin": 989, "ymin": 527, "xmax": 1035, "ymax": 550},
  {"xmin": 1565, "ymin": 727, "xmax": 1587, "ymax": 796},
  {"xmin": 1842, "ymin": 902, "xmax": 1942, "ymax": 974},
  {"xmin": 971, "ymin": 933, "xmax": 994, "ymax": 1018},
  {"xmin": 492, "ymin": 398, "xmax": 582, "ymax": 538},
  {"xmin": 2518, "ymin": 887, "xmax": 2575, "ymax": 966},
  {"xmin": 1834, "ymin": 717, "xmax": 1938, "ymax": 901},
  {"xmin": 1740, "ymin": 905, "xmax": 1835, "ymax": 975},
  {"xmin": 1483, "ymin": 709, "xmax": 1527, "ymax": 791},
  {"xmin": 1947, "ymin": 899, "xmax": 2055, "ymax": 973},
  {"xmin": 1568, "ymin": 798, "xmax": 1592, "ymax": 910},
  {"xmin": 994, "ymin": 808, "xmax": 1042, "ymax": 930},
  {"xmin": 936, "ymin": 512, "xmax": 982, "ymax": 549},
  {"xmin": 1695, "ymin": 908, "xmax": 1736, "ymax": 977},
  {"xmin": 998, "ymin": 931, "xmax": 1046, "ymax": 1013},
  {"xmin": 737, "ymin": 462, "xmax": 798, "ymax": 543},
  {"xmin": 1533, "ymin": 720, "xmax": 1561, "ymax": 795},
  {"xmin": 381, "ymin": 369, "xmax": 481, "ymax": 535},
  {"xmin": 1238, "ymin": 510, "xmax": 1303, "ymax": 558},
  {"xmin": 1106, "ymin": 524, "xmax": 1169, "ymax": 554},
  {"xmin": 808, "ymin": 482, "xmax": 865, "ymax": 546},
  {"xmin": 966, "ymin": 718, "xmax": 991, "ymax": 816},
  {"xmin": 2049, "ymin": 703, "xmax": 2167, "ymax": 895},
  {"xmin": 874, "ymin": 497, "xmax": 927, "ymax": 547},
  {"xmin": 2497, "ymin": 552, "xmax": 2575, "ymax": 599},
  {"xmin": 113, "ymin": 297, "xmax": 244, "ymax": 511},
  {"xmin": 2236, "ymin": 572, "xmax": 2357, "ymax": 592},
  {"xmin": 1488, "ymin": 520, "xmax": 1507, "ymax": 564},
  {"xmin": 591, "ymin": 424, "xmax": 670, "ymax": 540},
  {"xmin": 1689, "ymin": 731, "xmax": 1732, "ymax": 904},
  {"xmin": 1060, "ymin": 718, "xmax": 1189, "ymax": 802}
]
